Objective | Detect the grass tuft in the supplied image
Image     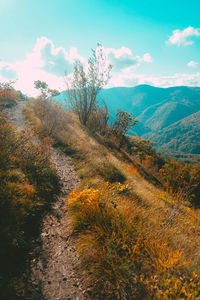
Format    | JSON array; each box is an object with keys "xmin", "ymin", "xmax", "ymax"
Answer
[{"xmin": 96, "ymin": 161, "xmax": 127, "ymax": 183}]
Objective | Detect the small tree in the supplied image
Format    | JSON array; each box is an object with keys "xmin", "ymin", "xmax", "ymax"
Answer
[
  {"xmin": 65, "ymin": 45, "xmax": 112, "ymax": 126},
  {"xmin": 112, "ymin": 110, "xmax": 138, "ymax": 136},
  {"xmin": 34, "ymin": 80, "xmax": 59, "ymax": 99},
  {"xmin": 0, "ymin": 81, "xmax": 20, "ymax": 110},
  {"xmin": 112, "ymin": 110, "xmax": 138, "ymax": 148}
]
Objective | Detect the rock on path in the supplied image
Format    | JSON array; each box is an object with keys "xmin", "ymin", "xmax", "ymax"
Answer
[{"xmin": 7, "ymin": 101, "xmax": 88, "ymax": 300}]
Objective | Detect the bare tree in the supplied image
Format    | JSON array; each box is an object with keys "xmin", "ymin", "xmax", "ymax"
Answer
[{"xmin": 65, "ymin": 45, "xmax": 112, "ymax": 126}]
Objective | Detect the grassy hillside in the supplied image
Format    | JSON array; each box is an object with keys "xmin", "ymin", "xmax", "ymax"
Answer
[{"xmin": 24, "ymin": 98, "xmax": 200, "ymax": 299}]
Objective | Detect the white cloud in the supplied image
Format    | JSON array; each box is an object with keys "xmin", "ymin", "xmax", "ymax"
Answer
[
  {"xmin": 108, "ymin": 71, "xmax": 200, "ymax": 89},
  {"xmin": 166, "ymin": 26, "xmax": 200, "ymax": 46},
  {"xmin": 105, "ymin": 47, "xmax": 152, "ymax": 72},
  {"xmin": 187, "ymin": 60, "xmax": 198, "ymax": 68}
]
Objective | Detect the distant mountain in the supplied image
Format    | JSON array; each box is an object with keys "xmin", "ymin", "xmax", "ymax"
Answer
[
  {"xmin": 99, "ymin": 85, "xmax": 200, "ymax": 131},
  {"xmin": 58, "ymin": 85, "xmax": 200, "ymax": 157},
  {"xmin": 99, "ymin": 85, "xmax": 200, "ymax": 156}
]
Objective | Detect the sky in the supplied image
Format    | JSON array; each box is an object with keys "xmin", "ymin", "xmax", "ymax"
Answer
[{"xmin": 0, "ymin": 0, "xmax": 200, "ymax": 96}]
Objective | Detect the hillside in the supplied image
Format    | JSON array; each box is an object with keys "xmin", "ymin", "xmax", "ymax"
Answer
[{"xmin": 22, "ymin": 97, "xmax": 200, "ymax": 299}]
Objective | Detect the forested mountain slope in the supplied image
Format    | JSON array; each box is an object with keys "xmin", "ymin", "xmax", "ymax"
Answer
[{"xmin": 143, "ymin": 110, "xmax": 200, "ymax": 155}]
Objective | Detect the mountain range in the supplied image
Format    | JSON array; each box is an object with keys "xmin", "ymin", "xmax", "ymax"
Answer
[
  {"xmin": 58, "ymin": 84, "xmax": 200, "ymax": 159},
  {"xmin": 99, "ymin": 85, "xmax": 200, "ymax": 158}
]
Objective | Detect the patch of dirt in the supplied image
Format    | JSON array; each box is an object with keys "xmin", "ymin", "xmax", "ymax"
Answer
[{"xmin": 7, "ymin": 101, "xmax": 90, "ymax": 300}]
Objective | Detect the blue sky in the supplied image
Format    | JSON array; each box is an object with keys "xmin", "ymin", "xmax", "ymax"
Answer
[{"xmin": 0, "ymin": 0, "xmax": 200, "ymax": 95}]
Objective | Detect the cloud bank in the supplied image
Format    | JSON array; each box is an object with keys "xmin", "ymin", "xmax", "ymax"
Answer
[
  {"xmin": 108, "ymin": 72, "xmax": 200, "ymax": 89},
  {"xmin": 166, "ymin": 26, "xmax": 200, "ymax": 46},
  {"xmin": 0, "ymin": 37, "xmax": 200, "ymax": 96}
]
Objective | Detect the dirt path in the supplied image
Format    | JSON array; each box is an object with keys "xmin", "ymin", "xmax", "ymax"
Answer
[{"xmin": 7, "ymin": 101, "xmax": 88, "ymax": 300}]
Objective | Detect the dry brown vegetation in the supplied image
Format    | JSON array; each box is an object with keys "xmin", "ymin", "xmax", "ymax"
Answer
[
  {"xmin": 0, "ymin": 81, "xmax": 24, "ymax": 111},
  {"xmin": 24, "ymin": 98, "xmax": 200, "ymax": 299}
]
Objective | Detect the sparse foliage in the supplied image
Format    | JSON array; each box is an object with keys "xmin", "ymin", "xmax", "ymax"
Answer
[
  {"xmin": 34, "ymin": 80, "xmax": 59, "ymax": 99},
  {"xmin": 111, "ymin": 109, "xmax": 138, "ymax": 148},
  {"xmin": 160, "ymin": 159, "xmax": 200, "ymax": 206}
]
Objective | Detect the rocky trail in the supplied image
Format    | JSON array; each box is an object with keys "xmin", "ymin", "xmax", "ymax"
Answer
[{"xmin": 7, "ymin": 101, "xmax": 89, "ymax": 300}]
